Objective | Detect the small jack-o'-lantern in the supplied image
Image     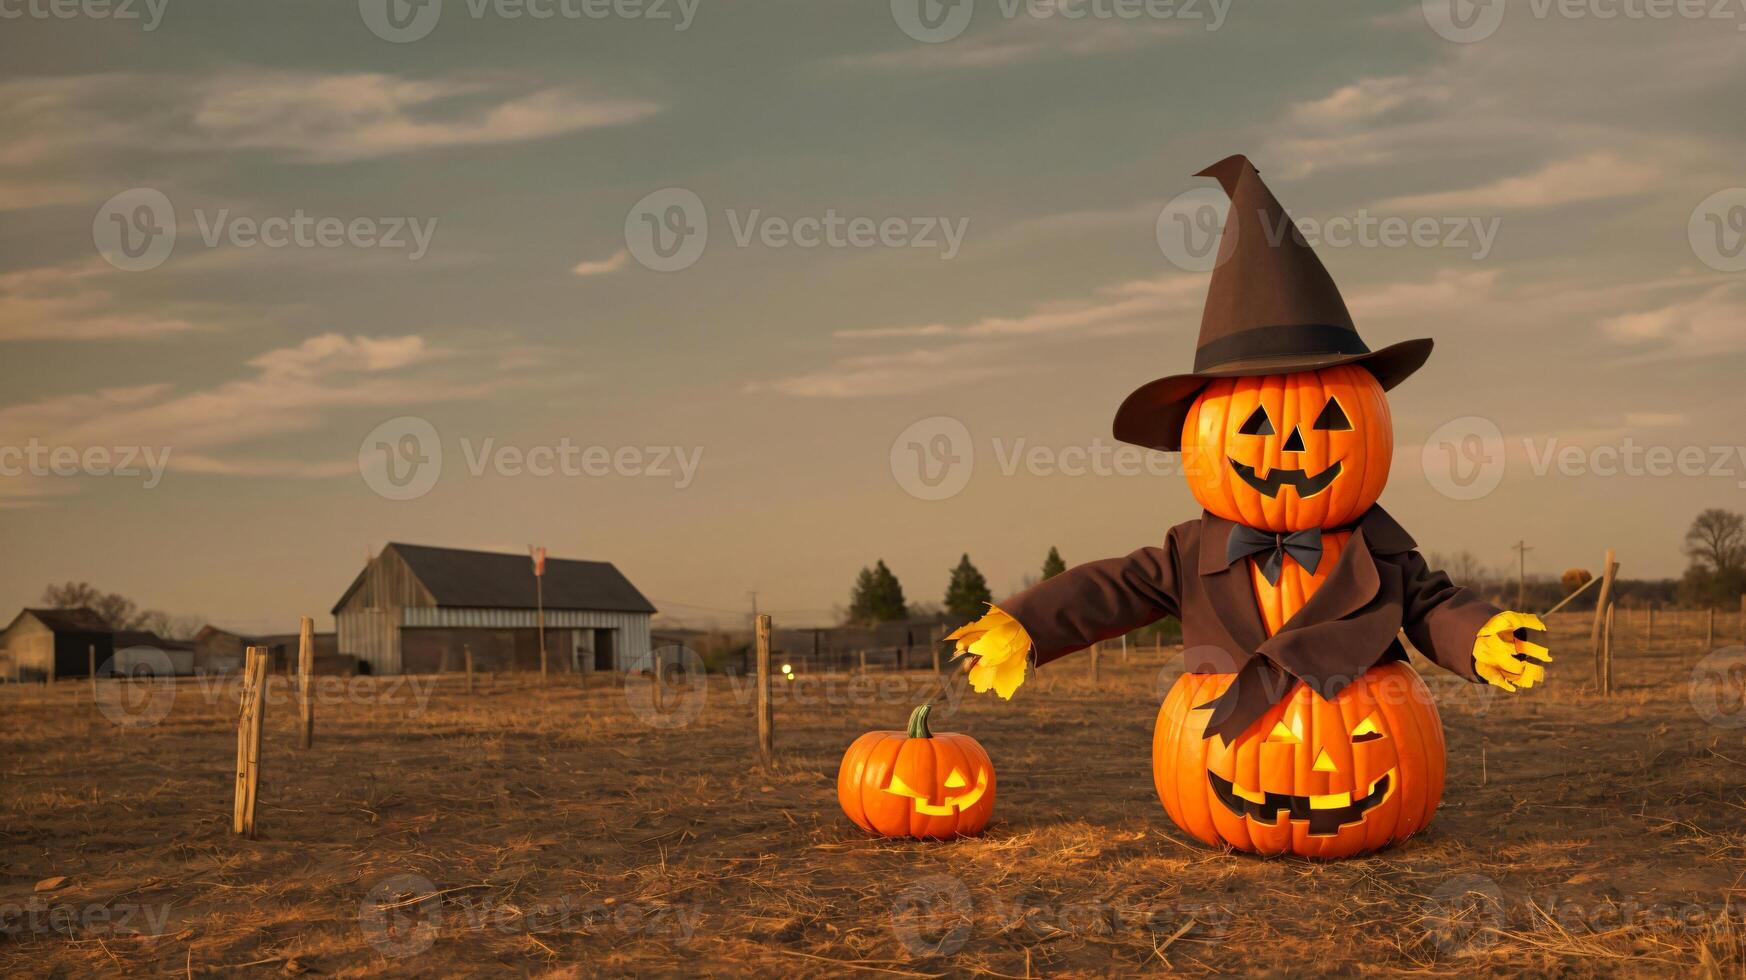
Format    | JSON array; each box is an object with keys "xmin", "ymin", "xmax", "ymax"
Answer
[
  {"xmin": 838, "ymin": 704, "xmax": 995, "ymax": 839},
  {"xmin": 1181, "ymin": 364, "xmax": 1393, "ymax": 533},
  {"xmin": 1153, "ymin": 662, "xmax": 1444, "ymax": 858}
]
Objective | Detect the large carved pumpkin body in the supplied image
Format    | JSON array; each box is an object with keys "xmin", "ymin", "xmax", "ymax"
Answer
[{"xmin": 1152, "ymin": 367, "xmax": 1446, "ymax": 858}]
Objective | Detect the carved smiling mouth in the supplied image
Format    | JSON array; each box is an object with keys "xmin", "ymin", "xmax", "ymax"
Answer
[
  {"xmin": 888, "ymin": 768, "xmax": 990, "ymax": 817},
  {"xmin": 1207, "ymin": 769, "xmax": 1394, "ymax": 836},
  {"xmin": 1228, "ymin": 459, "xmax": 1343, "ymax": 499}
]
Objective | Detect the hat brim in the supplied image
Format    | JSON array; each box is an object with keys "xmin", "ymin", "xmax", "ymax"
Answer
[{"xmin": 1111, "ymin": 337, "xmax": 1434, "ymax": 452}]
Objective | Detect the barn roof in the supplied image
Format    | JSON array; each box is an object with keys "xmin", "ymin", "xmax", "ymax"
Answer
[
  {"xmin": 333, "ymin": 543, "xmax": 656, "ymax": 615},
  {"xmin": 12, "ymin": 607, "xmax": 112, "ymax": 633}
]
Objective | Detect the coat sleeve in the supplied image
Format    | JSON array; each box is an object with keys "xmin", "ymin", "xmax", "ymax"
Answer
[
  {"xmin": 1397, "ymin": 550, "xmax": 1499, "ymax": 683},
  {"xmin": 998, "ymin": 533, "xmax": 1182, "ymax": 668}
]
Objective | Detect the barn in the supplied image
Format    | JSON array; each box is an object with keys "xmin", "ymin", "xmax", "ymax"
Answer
[
  {"xmin": 1, "ymin": 608, "xmax": 114, "ymax": 681},
  {"xmin": 332, "ymin": 543, "xmax": 656, "ymax": 676}
]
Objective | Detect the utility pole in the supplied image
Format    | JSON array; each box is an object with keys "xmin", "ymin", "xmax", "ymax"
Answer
[{"xmin": 1511, "ymin": 540, "xmax": 1532, "ymax": 610}]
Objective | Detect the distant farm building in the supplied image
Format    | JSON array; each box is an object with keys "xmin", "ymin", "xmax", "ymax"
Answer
[
  {"xmin": 1, "ymin": 608, "xmax": 113, "ymax": 681},
  {"xmin": 332, "ymin": 543, "xmax": 655, "ymax": 675}
]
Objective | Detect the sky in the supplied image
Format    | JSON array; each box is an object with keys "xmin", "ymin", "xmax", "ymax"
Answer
[{"xmin": 2, "ymin": 0, "xmax": 1745, "ymax": 632}]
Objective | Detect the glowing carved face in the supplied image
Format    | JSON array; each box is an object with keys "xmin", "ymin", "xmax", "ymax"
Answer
[
  {"xmin": 837, "ymin": 705, "xmax": 997, "ymax": 840},
  {"xmin": 1181, "ymin": 364, "xmax": 1393, "ymax": 532},
  {"xmin": 884, "ymin": 764, "xmax": 991, "ymax": 816},
  {"xmin": 1205, "ymin": 712, "xmax": 1398, "ymax": 837},
  {"xmin": 1152, "ymin": 662, "xmax": 1446, "ymax": 858}
]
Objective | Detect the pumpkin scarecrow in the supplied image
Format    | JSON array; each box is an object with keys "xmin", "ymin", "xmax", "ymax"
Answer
[{"xmin": 949, "ymin": 155, "xmax": 1551, "ymax": 858}]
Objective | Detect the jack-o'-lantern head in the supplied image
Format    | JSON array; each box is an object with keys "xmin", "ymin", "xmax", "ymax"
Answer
[
  {"xmin": 1180, "ymin": 364, "xmax": 1392, "ymax": 532},
  {"xmin": 837, "ymin": 705, "xmax": 995, "ymax": 840},
  {"xmin": 1111, "ymin": 155, "xmax": 1432, "ymax": 497},
  {"xmin": 1154, "ymin": 662, "xmax": 1445, "ymax": 858}
]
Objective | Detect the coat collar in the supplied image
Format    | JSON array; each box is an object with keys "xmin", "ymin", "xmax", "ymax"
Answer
[
  {"xmin": 1196, "ymin": 506, "xmax": 1411, "ymax": 649},
  {"xmin": 1197, "ymin": 505, "xmax": 1415, "ymax": 575}
]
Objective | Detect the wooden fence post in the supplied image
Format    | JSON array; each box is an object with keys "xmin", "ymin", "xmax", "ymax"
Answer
[
  {"xmin": 1120, "ymin": 634, "xmax": 1129, "ymax": 665},
  {"xmin": 1601, "ymin": 604, "xmax": 1615, "ymax": 698},
  {"xmin": 858, "ymin": 650, "xmax": 868, "ymax": 674},
  {"xmin": 756, "ymin": 615, "xmax": 774, "ymax": 766},
  {"xmin": 1090, "ymin": 641, "xmax": 1101, "ymax": 685},
  {"xmin": 88, "ymin": 644, "xmax": 98, "ymax": 701},
  {"xmin": 234, "ymin": 647, "xmax": 268, "ymax": 837},
  {"xmin": 932, "ymin": 625, "xmax": 943, "ymax": 675},
  {"xmin": 297, "ymin": 617, "xmax": 314, "ymax": 750},
  {"xmin": 1646, "ymin": 605, "xmax": 1654, "ymax": 652},
  {"xmin": 1706, "ymin": 608, "xmax": 1715, "ymax": 650},
  {"xmin": 1589, "ymin": 549, "xmax": 1618, "ymax": 690},
  {"xmin": 464, "ymin": 644, "xmax": 475, "ymax": 695}
]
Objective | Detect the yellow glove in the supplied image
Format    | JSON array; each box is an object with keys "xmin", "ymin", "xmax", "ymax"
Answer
[
  {"xmin": 946, "ymin": 605, "xmax": 1032, "ymax": 699},
  {"xmin": 1472, "ymin": 610, "xmax": 1552, "ymax": 692}
]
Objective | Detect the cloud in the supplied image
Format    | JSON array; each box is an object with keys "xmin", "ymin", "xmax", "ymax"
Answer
[
  {"xmin": 831, "ymin": 16, "xmax": 1183, "ymax": 72},
  {"xmin": 746, "ymin": 345, "xmax": 1022, "ymax": 398},
  {"xmin": 572, "ymin": 249, "xmax": 631, "ymax": 277},
  {"xmin": 0, "ymin": 71, "xmax": 664, "ymax": 209},
  {"xmin": 0, "ymin": 333, "xmax": 492, "ymax": 495},
  {"xmin": 190, "ymin": 73, "xmax": 662, "ymax": 163},
  {"xmin": 1599, "ymin": 284, "xmax": 1746, "ymax": 357},
  {"xmin": 0, "ymin": 261, "xmax": 210, "ymax": 341},
  {"xmin": 835, "ymin": 274, "xmax": 1204, "ymax": 341},
  {"xmin": 1375, "ymin": 153, "xmax": 1660, "ymax": 212}
]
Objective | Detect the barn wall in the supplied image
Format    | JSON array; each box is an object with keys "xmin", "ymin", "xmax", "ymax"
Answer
[
  {"xmin": 4, "ymin": 621, "xmax": 54, "ymax": 680},
  {"xmin": 337, "ymin": 608, "xmax": 402, "ymax": 675},
  {"xmin": 400, "ymin": 608, "xmax": 651, "ymax": 672}
]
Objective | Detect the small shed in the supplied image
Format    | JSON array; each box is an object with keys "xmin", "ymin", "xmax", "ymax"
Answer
[
  {"xmin": 1, "ymin": 608, "xmax": 114, "ymax": 681},
  {"xmin": 332, "ymin": 543, "xmax": 656, "ymax": 676}
]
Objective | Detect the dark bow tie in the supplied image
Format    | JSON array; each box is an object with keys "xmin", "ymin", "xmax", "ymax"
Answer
[{"xmin": 1225, "ymin": 525, "xmax": 1324, "ymax": 585}]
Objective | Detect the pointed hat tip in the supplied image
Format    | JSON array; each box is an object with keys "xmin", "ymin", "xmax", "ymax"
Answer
[{"xmin": 1193, "ymin": 154, "xmax": 1256, "ymax": 198}]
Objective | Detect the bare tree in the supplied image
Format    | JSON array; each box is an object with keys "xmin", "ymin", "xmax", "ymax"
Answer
[
  {"xmin": 1685, "ymin": 509, "xmax": 1746, "ymax": 575},
  {"xmin": 40, "ymin": 581, "xmax": 151, "ymax": 631}
]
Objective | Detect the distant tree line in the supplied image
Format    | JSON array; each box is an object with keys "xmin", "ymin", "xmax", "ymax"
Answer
[{"xmin": 38, "ymin": 581, "xmax": 203, "ymax": 639}]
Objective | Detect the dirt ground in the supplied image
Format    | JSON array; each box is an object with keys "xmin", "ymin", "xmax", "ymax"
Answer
[{"xmin": 4, "ymin": 610, "xmax": 1746, "ymax": 978}]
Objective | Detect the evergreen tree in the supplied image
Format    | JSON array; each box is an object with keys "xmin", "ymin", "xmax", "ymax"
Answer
[
  {"xmin": 1041, "ymin": 546, "xmax": 1066, "ymax": 580},
  {"xmin": 847, "ymin": 566, "xmax": 879, "ymax": 625},
  {"xmin": 849, "ymin": 560, "xmax": 909, "ymax": 625},
  {"xmin": 944, "ymin": 554, "xmax": 994, "ymax": 621}
]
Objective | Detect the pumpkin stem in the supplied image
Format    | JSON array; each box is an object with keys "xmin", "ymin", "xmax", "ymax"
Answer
[{"xmin": 906, "ymin": 704, "xmax": 934, "ymax": 739}]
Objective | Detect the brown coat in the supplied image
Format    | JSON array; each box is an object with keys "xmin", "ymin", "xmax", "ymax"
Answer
[{"xmin": 1000, "ymin": 507, "xmax": 1498, "ymax": 743}]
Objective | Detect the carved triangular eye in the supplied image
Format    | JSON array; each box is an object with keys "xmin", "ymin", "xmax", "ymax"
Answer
[
  {"xmin": 1312, "ymin": 397, "xmax": 1352, "ymax": 431},
  {"xmin": 1238, "ymin": 406, "xmax": 1275, "ymax": 436}
]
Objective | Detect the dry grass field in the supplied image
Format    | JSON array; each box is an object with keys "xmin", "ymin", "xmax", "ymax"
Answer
[{"xmin": 4, "ymin": 610, "xmax": 1746, "ymax": 977}]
